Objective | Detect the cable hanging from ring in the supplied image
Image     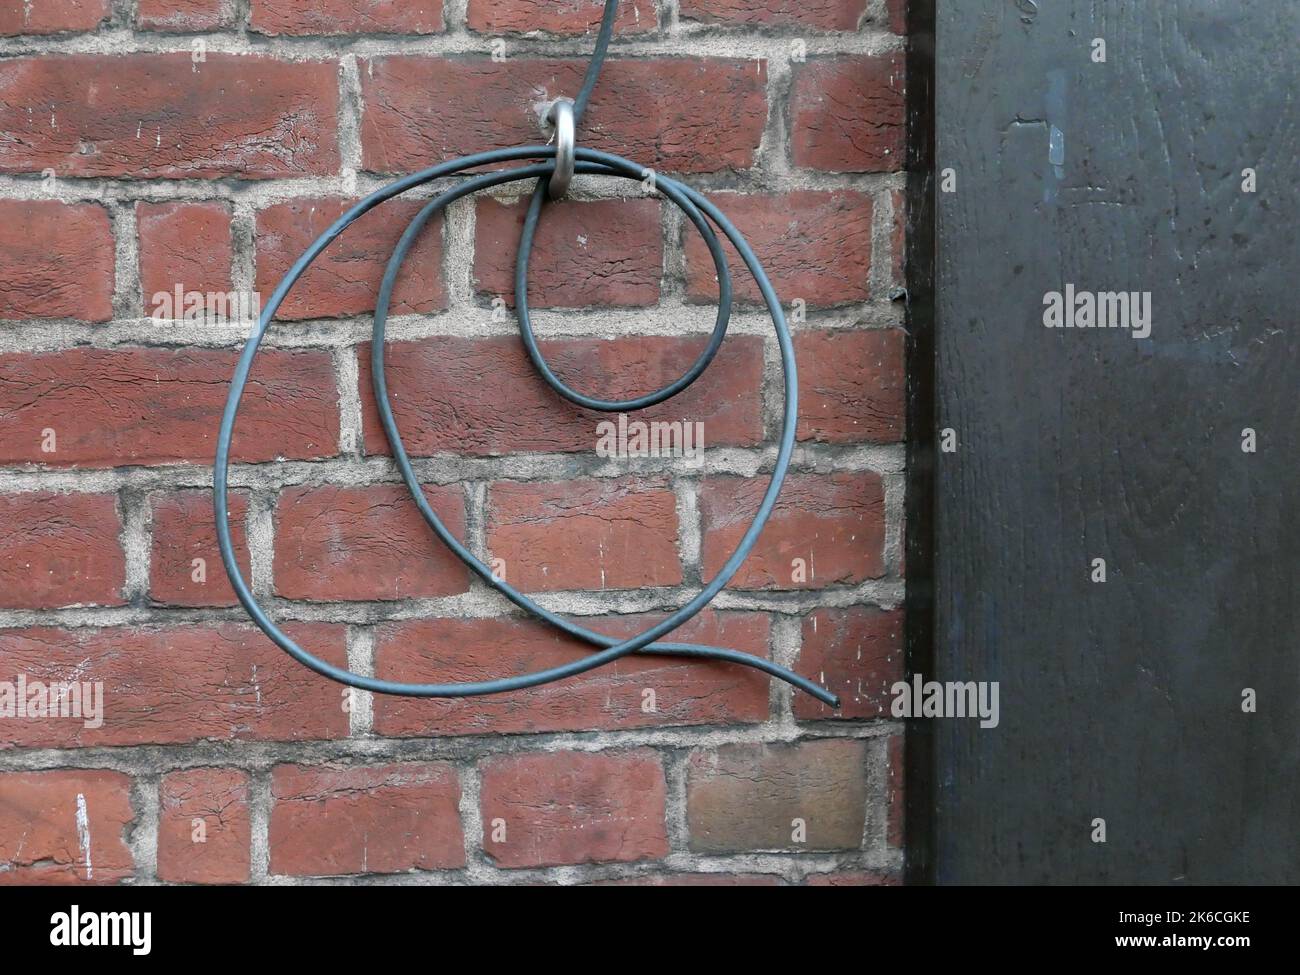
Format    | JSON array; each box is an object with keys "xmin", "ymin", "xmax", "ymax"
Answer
[{"xmin": 213, "ymin": 0, "xmax": 840, "ymax": 708}]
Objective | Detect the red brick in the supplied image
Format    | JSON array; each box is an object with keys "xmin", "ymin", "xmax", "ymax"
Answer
[
  {"xmin": 138, "ymin": 202, "xmax": 234, "ymax": 316},
  {"xmin": 269, "ymin": 763, "xmax": 464, "ymax": 876},
  {"xmin": 0, "ymin": 347, "xmax": 339, "ymax": 467},
  {"xmin": 468, "ymin": 0, "xmax": 655, "ymax": 35},
  {"xmin": 474, "ymin": 197, "xmax": 661, "ymax": 308},
  {"xmin": 137, "ymin": 0, "xmax": 231, "ymax": 31},
  {"xmin": 890, "ymin": 187, "xmax": 906, "ymax": 285},
  {"xmin": 480, "ymin": 750, "xmax": 668, "ymax": 867},
  {"xmin": 0, "ymin": 623, "xmax": 349, "ymax": 749},
  {"xmin": 252, "ymin": 0, "xmax": 442, "ymax": 35},
  {"xmin": 0, "ymin": 54, "xmax": 338, "ymax": 179},
  {"xmin": 358, "ymin": 334, "xmax": 764, "ymax": 456},
  {"xmin": 0, "ymin": 201, "xmax": 113, "ymax": 322},
  {"xmin": 157, "ymin": 769, "xmax": 250, "ymax": 884},
  {"xmin": 273, "ymin": 484, "xmax": 469, "ymax": 601},
  {"xmin": 795, "ymin": 329, "xmax": 905, "ymax": 443},
  {"xmin": 486, "ymin": 478, "xmax": 680, "ymax": 591},
  {"xmin": 885, "ymin": 0, "xmax": 905, "ymax": 33},
  {"xmin": 796, "ymin": 606, "xmax": 902, "ymax": 720},
  {"xmin": 373, "ymin": 611, "xmax": 771, "ymax": 736},
  {"xmin": 0, "ymin": 770, "xmax": 134, "ymax": 885},
  {"xmin": 0, "ymin": 493, "xmax": 123, "ymax": 610},
  {"xmin": 686, "ymin": 739, "xmax": 867, "ymax": 852},
  {"xmin": 0, "ymin": 0, "xmax": 107, "ymax": 35},
  {"xmin": 887, "ymin": 733, "xmax": 903, "ymax": 847},
  {"xmin": 685, "ymin": 191, "xmax": 873, "ymax": 306},
  {"xmin": 791, "ymin": 55, "xmax": 905, "ymax": 172},
  {"xmin": 149, "ymin": 490, "xmax": 251, "ymax": 608},
  {"xmin": 699, "ymin": 472, "xmax": 885, "ymax": 589},
  {"xmin": 598, "ymin": 872, "xmax": 783, "ymax": 886},
  {"xmin": 256, "ymin": 198, "xmax": 445, "ymax": 320},
  {"xmin": 679, "ymin": 0, "xmax": 867, "ymax": 30},
  {"xmin": 360, "ymin": 57, "xmax": 765, "ymax": 175},
  {"xmin": 805, "ymin": 870, "xmax": 899, "ymax": 886}
]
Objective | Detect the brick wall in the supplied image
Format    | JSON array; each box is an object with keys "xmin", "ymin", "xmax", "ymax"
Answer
[{"xmin": 0, "ymin": 0, "xmax": 906, "ymax": 885}]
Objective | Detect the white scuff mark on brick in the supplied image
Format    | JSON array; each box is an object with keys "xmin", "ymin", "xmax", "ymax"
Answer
[{"xmin": 75, "ymin": 792, "xmax": 92, "ymax": 880}]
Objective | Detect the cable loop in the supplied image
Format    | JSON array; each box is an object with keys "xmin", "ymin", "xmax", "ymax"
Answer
[{"xmin": 212, "ymin": 0, "xmax": 841, "ymax": 709}]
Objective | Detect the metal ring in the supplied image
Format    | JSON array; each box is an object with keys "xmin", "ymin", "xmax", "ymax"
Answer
[{"xmin": 547, "ymin": 99, "xmax": 575, "ymax": 200}]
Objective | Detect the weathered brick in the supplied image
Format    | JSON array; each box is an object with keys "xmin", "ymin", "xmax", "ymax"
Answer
[
  {"xmin": 269, "ymin": 763, "xmax": 464, "ymax": 876},
  {"xmin": 252, "ymin": 0, "xmax": 442, "ymax": 35},
  {"xmin": 805, "ymin": 870, "xmax": 899, "ymax": 886},
  {"xmin": 0, "ymin": 347, "xmax": 339, "ymax": 467},
  {"xmin": 796, "ymin": 606, "xmax": 903, "ymax": 720},
  {"xmin": 474, "ymin": 197, "xmax": 662, "ymax": 308},
  {"xmin": 480, "ymin": 750, "xmax": 668, "ymax": 867},
  {"xmin": 149, "ymin": 490, "xmax": 251, "ymax": 608},
  {"xmin": 256, "ymin": 197, "xmax": 445, "ymax": 320},
  {"xmin": 157, "ymin": 769, "xmax": 250, "ymax": 884},
  {"xmin": 791, "ymin": 55, "xmax": 905, "ymax": 172},
  {"xmin": 679, "ymin": 0, "xmax": 867, "ymax": 30},
  {"xmin": 887, "ymin": 733, "xmax": 903, "ymax": 847},
  {"xmin": 357, "ymin": 334, "xmax": 764, "ymax": 456},
  {"xmin": 0, "ymin": 0, "xmax": 107, "ymax": 35},
  {"xmin": 0, "ymin": 492, "xmax": 124, "ymax": 609},
  {"xmin": 486, "ymin": 478, "xmax": 681, "ymax": 591},
  {"xmin": 468, "ymin": 0, "xmax": 655, "ymax": 35},
  {"xmin": 136, "ymin": 0, "xmax": 231, "ymax": 31},
  {"xmin": 890, "ymin": 188, "xmax": 906, "ymax": 286},
  {"xmin": 138, "ymin": 202, "xmax": 234, "ymax": 317},
  {"xmin": 373, "ymin": 611, "xmax": 771, "ymax": 736},
  {"xmin": 0, "ymin": 201, "xmax": 113, "ymax": 322},
  {"xmin": 885, "ymin": 0, "xmax": 905, "ymax": 33},
  {"xmin": 0, "ymin": 623, "xmax": 349, "ymax": 749},
  {"xmin": 360, "ymin": 57, "xmax": 765, "ymax": 174},
  {"xmin": 0, "ymin": 54, "xmax": 339, "ymax": 179},
  {"xmin": 0, "ymin": 770, "xmax": 134, "ymax": 885},
  {"xmin": 598, "ymin": 872, "xmax": 783, "ymax": 885},
  {"xmin": 685, "ymin": 191, "xmax": 873, "ymax": 306},
  {"xmin": 796, "ymin": 329, "xmax": 905, "ymax": 443},
  {"xmin": 272, "ymin": 484, "xmax": 470, "ymax": 601},
  {"xmin": 686, "ymin": 739, "xmax": 867, "ymax": 852},
  {"xmin": 0, "ymin": 0, "xmax": 905, "ymax": 891},
  {"xmin": 699, "ymin": 472, "xmax": 886, "ymax": 589}
]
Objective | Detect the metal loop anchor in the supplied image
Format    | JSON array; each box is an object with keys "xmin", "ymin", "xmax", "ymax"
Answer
[{"xmin": 547, "ymin": 98, "xmax": 576, "ymax": 200}]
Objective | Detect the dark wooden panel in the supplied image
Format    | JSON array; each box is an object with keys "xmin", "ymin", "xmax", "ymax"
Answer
[{"xmin": 927, "ymin": 0, "xmax": 1300, "ymax": 883}]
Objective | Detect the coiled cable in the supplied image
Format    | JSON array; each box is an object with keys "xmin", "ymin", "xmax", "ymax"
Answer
[{"xmin": 214, "ymin": 0, "xmax": 840, "ymax": 708}]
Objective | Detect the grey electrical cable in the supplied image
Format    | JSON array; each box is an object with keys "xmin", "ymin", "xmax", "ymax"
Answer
[{"xmin": 213, "ymin": 0, "xmax": 841, "ymax": 708}]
